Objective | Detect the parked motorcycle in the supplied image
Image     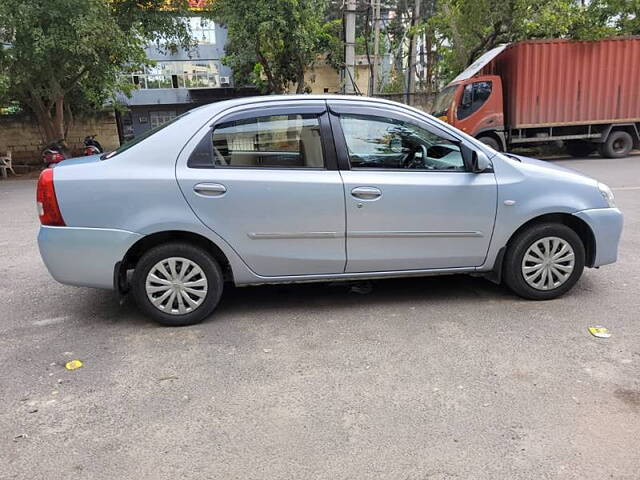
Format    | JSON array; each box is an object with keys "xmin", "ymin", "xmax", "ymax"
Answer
[
  {"xmin": 83, "ymin": 134, "xmax": 103, "ymax": 156},
  {"xmin": 41, "ymin": 139, "xmax": 68, "ymax": 168}
]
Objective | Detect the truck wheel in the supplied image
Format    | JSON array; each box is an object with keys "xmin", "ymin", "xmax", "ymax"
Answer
[
  {"xmin": 132, "ymin": 242, "xmax": 223, "ymax": 326},
  {"xmin": 477, "ymin": 136, "xmax": 501, "ymax": 151},
  {"xmin": 565, "ymin": 140, "xmax": 596, "ymax": 157},
  {"xmin": 599, "ymin": 131, "xmax": 633, "ymax": 158},
  {"xmin": 502, "ymin": 223, "xmax": 585, "ymax": 300}
]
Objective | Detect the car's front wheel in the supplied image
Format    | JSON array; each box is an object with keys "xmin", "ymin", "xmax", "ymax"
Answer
[
  {"xmin": 132, "ymin": 242, "xmax": 223, "ymax": 326},
  {"xmin": 503, "ymin": 223, "xmax": 585, "ymax": 300}
]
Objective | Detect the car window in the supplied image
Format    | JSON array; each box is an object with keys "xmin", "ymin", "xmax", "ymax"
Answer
[
  {"xmin": 339, "ymin": 114, "xmax": 465, "ymax": 171},
  {"xmin": 457, "ymin": 81, "xmax": 492, "ymax": 120},
  {"xmin": 190, "ymin": 114, "xmax": 324, "ymax": 168},
  {"xmin": 103, "ymin": 111, "xmax": 189, "ymax": 160}
]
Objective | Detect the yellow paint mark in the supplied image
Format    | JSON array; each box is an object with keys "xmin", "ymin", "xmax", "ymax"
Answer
[{"xmin": 65, "ymin": 360, "xmax": 83, "ymax": 371}]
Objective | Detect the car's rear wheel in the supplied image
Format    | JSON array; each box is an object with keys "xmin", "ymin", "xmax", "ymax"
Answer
[
  {"xmin": 503, "ymin": 223, "xmax": 585, "ymax": 300},
  {"xmin": 132, "ymin": 242, "xmax": 223, "ymax": 326}
]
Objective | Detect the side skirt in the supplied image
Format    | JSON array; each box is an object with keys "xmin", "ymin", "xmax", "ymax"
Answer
[{"xmin": 235, "ymin": 266, "xmax": 478, "ymax": 287}]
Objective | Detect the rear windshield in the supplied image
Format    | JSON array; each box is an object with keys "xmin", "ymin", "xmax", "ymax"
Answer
[{"xmin": 102, "ymin": 112, "xmax": 189, "ymax": 160}]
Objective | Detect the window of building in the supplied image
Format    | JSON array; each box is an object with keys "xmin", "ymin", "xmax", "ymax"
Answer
[
  {"xmin": 339, "ymin": 114, "xmax": 464, "ymax": 171},
  {"xmin": 189, "ymin": 114, "xmax": 325, "ymax": 168},
  {"xmin": 188, "ymin": 17, "xmax": 216, "ymax": 45},
  {"xmin": 150, "ymin": 110, "xmax": 177, "ymax": 129},
  {"xmin": 124, "ymin": 60, "xmax": 221, "ymax": 89}
]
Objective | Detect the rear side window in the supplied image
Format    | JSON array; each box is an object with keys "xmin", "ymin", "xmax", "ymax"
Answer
[
  {"xmin": 103, "ymin": 112, "xmax": 187, "ymax": 160},
  {"xmin": 457, "ymin": 81, "xmax": 492, "ymax": 120},
  {"xmin": 188, "ymin": 114, "xmax": 325, "ymax": 168}
]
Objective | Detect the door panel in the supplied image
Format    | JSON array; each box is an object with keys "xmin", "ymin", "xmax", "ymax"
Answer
[
  {"xmin": 177, "ymin": 105, "xmax": 346, "ymax": 277},
  {"xmin": 341, "ymin": 170, "xmax": 497, "ymax": 272},
  {"xmin": 181, "ymin": 168, "xmax": 346, "ymax": 276},
  {"xmin": 328, "ymin": 102, "xmax": 497, "ymax": 273}
]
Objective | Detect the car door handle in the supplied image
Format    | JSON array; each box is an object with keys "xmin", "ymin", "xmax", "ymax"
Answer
[
  {"xmin": 194, "ymin": 183, "xmax": 227, "ymax": 197},
  {"xmin": 351, "ymin": 186, "xmax": 382, "ymax": 200}
]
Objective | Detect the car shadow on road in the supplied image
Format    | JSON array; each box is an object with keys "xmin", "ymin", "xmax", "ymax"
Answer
[
  {"xmin": 76, "ymin": 274, "xmax": 514, "ymax": 327},
  {"xmin": 215, "ymin": 274, "xmax": 513, "ymax": 316}
]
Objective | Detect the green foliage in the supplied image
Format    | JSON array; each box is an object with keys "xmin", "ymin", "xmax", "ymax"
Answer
[
  {"xmin": 433, "ymin": 0, "xmax": 640, "ymax": 83},
  {"xmin": 211, "ymin": 0, "xmax": 334, "ymax": 93},
  {"xmin": 0, "ymin": 0, "xmax": 194, "ymax": 142},
  {"xmin": 111, "ymin": 0, "xmax": 195, "ymax": 49},
  {"xmin": 569, "ymin": 0, "xmax": 640, "ymax": 40}
]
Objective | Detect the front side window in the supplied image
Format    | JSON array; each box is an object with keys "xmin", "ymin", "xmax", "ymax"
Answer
[
  {"xmin": 339, "ymin": 114, "xmax": 465, "ymax": 171},
  {"xmin": 457, "ymin": 81, "xmax": 492, "ymax": 120},
  {"xmin": 192, "ymin": 114, "xmax": 325, "ymax": 168}
]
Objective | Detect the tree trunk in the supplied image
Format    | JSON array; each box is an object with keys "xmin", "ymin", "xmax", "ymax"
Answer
[
  {"xmin": 28, "ymin": 96, "xmax": 55, "ymax": 145},
  {"xmin": 256, "ymin": 47, "xmax": 282, "ymax": 94},
  {"xmin": 295, "ymin": 57, "xmax": 305, "ymax": 93},
  {"xmin": 425, "ymin": 32, "xmax": 434, "ymax": 95},
  {"xmin": 53, "ymin": 96, "xmax": 65, "ymax": 140}
]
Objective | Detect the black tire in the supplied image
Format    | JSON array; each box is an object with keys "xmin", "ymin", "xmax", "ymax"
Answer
[
  {"xmin": 503, "ymin": 223, "xmax": 585, "ymax": 300},
  {"xmin": 132, "ymin": 242, "xmax": 223, "ymax": 326},
  {"xmin": 477, "ymin": 135, "xmax": 501, "ymax": 151},
  {"xmin": 598, "ymin": 131, "xmax": 633, "ymax": 158},
  {"xmin": 565, "ymin": 140, "xmax": 597, "ymax": 157}
]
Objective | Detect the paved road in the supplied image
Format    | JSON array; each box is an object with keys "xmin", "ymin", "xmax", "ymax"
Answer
[{"xmin": 1, "ymin": 155, "xmax": 639, "ymax": 480}]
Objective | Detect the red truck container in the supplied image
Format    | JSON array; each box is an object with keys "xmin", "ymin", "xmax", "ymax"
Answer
[{"xmin": 431, "ymin": 37, "xmax": 640, "ymax": 157}]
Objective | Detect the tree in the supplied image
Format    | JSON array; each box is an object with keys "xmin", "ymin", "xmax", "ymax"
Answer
[
  {"xmin": 432, "ymin": 0, "xmax": 640, "ymax": 83},
  {"xmin": 0, "ymin": 0, "xmax": 195, "ymax": 144},
  {"xmin": 569, "ymin": 0, "xmax": 640, "ymax": 39},
  {"xmin": 211, "ymin": 0, "xmax": 335, "ymax": 93}
]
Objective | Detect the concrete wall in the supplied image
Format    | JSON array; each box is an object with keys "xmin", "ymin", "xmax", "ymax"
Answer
[
  {"xmin": 305, "ymin": 58, "xmax": 371, "ymax": 94},
  {"xmin": 0, "ymin": 112, "xmax": 120, "ymax": 165}
]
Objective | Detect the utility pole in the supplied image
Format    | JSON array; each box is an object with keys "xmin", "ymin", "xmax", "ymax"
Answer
[
  {"xmin": 406, "ymin": 0, "xmax": 421, "ymax": 103},
  {"xmin": 371, "ymin": 0, "xmax": 381, "ymax": 95},
  {"xmin": 344, "ymin": 0, "xmax": 356, "ymax": 94}
]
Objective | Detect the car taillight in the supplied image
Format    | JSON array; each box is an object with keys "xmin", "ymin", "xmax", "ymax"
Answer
[{"xmin": 36, "ymin": 168, "xmax": 65, "ymax": 226}]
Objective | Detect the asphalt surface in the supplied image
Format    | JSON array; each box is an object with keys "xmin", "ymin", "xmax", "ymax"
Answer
[{"xmin": 1, "ymin": 154, "xmax": 639, "ymax": 479}]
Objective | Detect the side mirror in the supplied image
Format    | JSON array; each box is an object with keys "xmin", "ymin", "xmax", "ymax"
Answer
[
  {"xmin": 460, "ymin": 144, "xmax": 491, "ymax": 173},
  {"xmin": 473, "ymin": 150, "xmax": 491, "ymax": 172}
]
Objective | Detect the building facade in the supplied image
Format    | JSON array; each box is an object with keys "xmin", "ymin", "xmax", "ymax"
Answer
[{"xmin": 116, "ymin": 17, "xmax": 257, "ymax": 141}]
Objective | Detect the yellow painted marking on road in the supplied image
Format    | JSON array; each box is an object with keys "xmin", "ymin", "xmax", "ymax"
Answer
[
  {"xmin": 588, "ymin": 326, "xmax": 611, "ymax": 338},
  {"xmin": 65, "ymin": 360, "xmax": 83, "ymax": 370}
]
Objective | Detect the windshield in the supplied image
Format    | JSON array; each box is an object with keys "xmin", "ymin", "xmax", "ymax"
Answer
[
  {"xmin": 102, "ymin": 111, "xmax": 189, "ymax": 160},
  {"xmin": 431, "ymin": 85, "xmax": 458, "ymax": 117}
]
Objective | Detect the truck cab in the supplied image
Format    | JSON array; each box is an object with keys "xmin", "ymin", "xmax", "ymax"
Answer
[
  {"xmin": 431, "ymin": 74, "xmax": 505, "ymax": 151},
  {"xmin": 432, "ymin": 40, "xmax": 640, "ymax": 158}
]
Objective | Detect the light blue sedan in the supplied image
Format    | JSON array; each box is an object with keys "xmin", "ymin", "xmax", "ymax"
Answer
[{"xmin": 36, "ymin": 96, "xmax": 623, "ymax": 326}]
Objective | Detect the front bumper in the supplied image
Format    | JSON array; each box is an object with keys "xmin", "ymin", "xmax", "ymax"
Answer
[
  {"xmin": 38, "ymin": 226, "xmax": 142, "ymax": 289},
  {"xmin": 573, "ymin": 207, "xmax": 623, "ymax": 267}
]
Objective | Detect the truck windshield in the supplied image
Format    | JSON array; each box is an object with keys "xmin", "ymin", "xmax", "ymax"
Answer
[{"xmin": 431, "ymin": 85, "xmax": 457, "ymax": 117}]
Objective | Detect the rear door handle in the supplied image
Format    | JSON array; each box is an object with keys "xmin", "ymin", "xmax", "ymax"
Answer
[
  {"xmin": 351, "ymin": 186, "xmax": 382, "ymax": 200},
  {"xmin": 194, "ymin": 183, "xmax": 227, "ymax": 197}
]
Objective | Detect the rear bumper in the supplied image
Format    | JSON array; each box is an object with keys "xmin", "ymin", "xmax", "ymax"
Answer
[
  {"xmin": 38, "ymin": 226, "xmax": 142, "ymax": 289},
  {"xmin": 573, "ymin": 207, "xmax": 623, "ymax": 267}
]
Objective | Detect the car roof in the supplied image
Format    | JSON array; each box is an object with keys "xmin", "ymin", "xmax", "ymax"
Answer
[{"xmin": 193, "ymin": 94, "xmax": 420, "ymax": 117}]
